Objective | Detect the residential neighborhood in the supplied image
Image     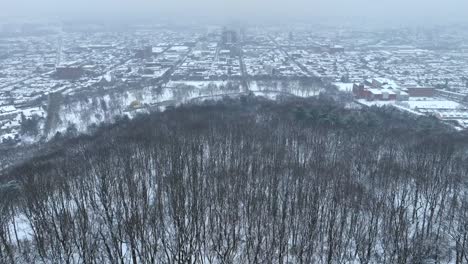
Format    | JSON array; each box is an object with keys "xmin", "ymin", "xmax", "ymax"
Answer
[{"xmin": 1, "ymin": 22, "xmax": 468, "ymax": 145}]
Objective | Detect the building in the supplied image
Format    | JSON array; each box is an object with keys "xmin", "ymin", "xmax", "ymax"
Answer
[
  {"xmin": 367, "ymin": 89, "xmax": 397, "ymax": 101},
  {"xmin": 435, "ymin": 89, "xmax": 467, "ymax": 102},
  {"xmin": 55, "ymin": 65, "xmax": 84, "ymax": 79},
  {"xmin": 366, "ymin": 78, "xmax": 400, "ymax": 89},
  {"xmin": 353, "ymin": 84, "xmax": 367, "ymax": 98},
  {"xmin": 222, "ymin": 29, "xmax": 238, "ymax": 46},
  {"xmin": 353, "ymin": 84, "xmax": 397, "ymax": 101}
]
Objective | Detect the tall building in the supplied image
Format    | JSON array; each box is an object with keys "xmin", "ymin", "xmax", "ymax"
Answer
[
  {"xmin": 222, "ymin": 29, "xmax": 238, "ymax": 46},
  {"xmin": 55, "ymin": 62, "xmax": 84, "ymax": 79}
]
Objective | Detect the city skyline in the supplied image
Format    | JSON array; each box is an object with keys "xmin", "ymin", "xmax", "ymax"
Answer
[{"xmin": 1, "ymin": 0, "xmax": 468, "ymax": 25}]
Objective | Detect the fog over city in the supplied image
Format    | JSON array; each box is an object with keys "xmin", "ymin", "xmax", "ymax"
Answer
[
  {"xmin": 2, "ymin": 0, "xmax": 468, "ymax": 263},
  {"xmin": 2, "ymin": 0, "xmax": 468, "ymax": 24}
]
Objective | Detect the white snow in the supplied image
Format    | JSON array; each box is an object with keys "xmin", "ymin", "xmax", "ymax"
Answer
[
  {"xmin": 406, "ymin": 99, "xmax": 463, "ymax": 110},
  {"xmin": 333, "ymin": 82, "xmax": 354, "ymax": 92}
]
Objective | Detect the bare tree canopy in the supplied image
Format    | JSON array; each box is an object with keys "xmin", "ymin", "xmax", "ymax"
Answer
[{"xmin": 1, "ymin": 97, "xmax": 468, "ymax": 263}]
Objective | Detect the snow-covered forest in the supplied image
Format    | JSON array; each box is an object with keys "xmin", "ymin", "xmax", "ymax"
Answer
[{"xmin": 1, "ymin": 96, "xmax": 468, "ymax": 264}]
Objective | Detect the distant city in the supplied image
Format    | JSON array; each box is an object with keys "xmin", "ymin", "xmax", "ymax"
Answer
[{"xmin": 1, "ymin": 22, "xmax": 468, "ymax": 145}]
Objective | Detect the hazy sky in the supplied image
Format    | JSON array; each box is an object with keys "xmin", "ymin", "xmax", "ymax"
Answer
[{"xmin": 2, "ymin": 0, "xmax": 467, "ymax": 24}]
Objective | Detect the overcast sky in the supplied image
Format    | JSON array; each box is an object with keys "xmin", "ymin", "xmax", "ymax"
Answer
[{"xmin": 1, "ymin": 0, "xmax": 467, "ymax": 24}]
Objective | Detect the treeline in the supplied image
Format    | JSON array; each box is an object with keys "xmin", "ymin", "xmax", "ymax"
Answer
[{"xmin": 1, "ymin": 96, "xmax": 468, "ymax": 264}]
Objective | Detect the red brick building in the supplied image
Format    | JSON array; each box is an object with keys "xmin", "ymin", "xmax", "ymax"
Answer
[{"xmin": 353, "ymin": 84, "xmax": 397, "ymax": 101}]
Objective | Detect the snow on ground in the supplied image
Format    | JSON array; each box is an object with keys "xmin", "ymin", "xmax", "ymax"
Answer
[
  {"xmin": 357, "ymin": 98, "xmax": 464, "ymax": 111},
  {"xmin": 103, "ymin": 72, "xmax": 112, "ymax": 82},
  {"xmin": 392, "ymin": 104, "xmax": 426, "ymax": 116},
  {"xmin": 356, "ymin": 98, "xmax": 468, "ymax": 128},
  {"xmin": 10, "ymin": 214, "xmax": 33, "ymax": 242},
  {"xmin": 3, "ymin": 79, "xmax": 326, "ymax": 142},
  {"xmin": 22, "ymin": 106, "xmax": 46, "ymax": 118},
  {"xmin": 250, "ymin": 80, "xmax": 322, "ymax": 97},
  {"xmin": 333, "ymin": 82, "xmax": 354, "ymax": 92},
  {"xmin": 167, "ymin": 80, "xmax": 229, "ymax": 89},
  {"xmin": 249, "ymin": 81, "xmax": 259, "ymax": 91},
  {"xmin": 1, "ymin": 132, "xmax": 17, "ymax": 141},
  {"xmin": 157, "ymin": 88, "xmax": 174, "ymax": 102},
  {"xmin": 405, "ymin": 99, "xmax": 463, "ymax": 109},
  {"xmin": 356, "ymin": 99, "xmax": 395, "ymax": 107},
  {"xmin": 253, "ymin": 91, "xmax": 280, "ymax": 100},
  {"xmin": 0, "ymin": 105, "xmax": 17, "ymax": 113}
]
